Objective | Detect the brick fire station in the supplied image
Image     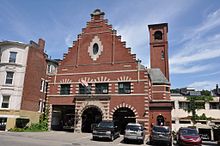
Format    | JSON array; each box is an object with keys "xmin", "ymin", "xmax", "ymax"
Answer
[{"xmin": 47, "ymin": 9, "xmax": 172, "ymax": 134}]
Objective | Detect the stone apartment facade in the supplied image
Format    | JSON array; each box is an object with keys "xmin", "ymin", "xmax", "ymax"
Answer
[
  {"xmin": 0, "ymin": 39, "xmax": 47, "ymax": 130},
  {"xmin": 171, "ymin": 89, "xmax": 220, "ymax": 141},
  {"xmin": 47, "ymin": 9, "xmax": 172, "ymax": 134}
]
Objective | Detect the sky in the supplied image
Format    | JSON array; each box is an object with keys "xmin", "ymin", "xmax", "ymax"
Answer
[{"xmin": 0, "ymin": 0, "xmax": 220, "ymax": 91}]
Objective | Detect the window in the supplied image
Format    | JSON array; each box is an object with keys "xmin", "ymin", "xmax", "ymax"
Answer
[
  {"xmin": 172, "ymin": 120, "xmax": 176, "ymax": 124},
  {"xmin": 40, "ymin": 80, "xmax": 45, "ymax": 92},
  {"xmin": 0, "ymin": 118, "xmax": 7, "ymax": 130},
  {"xmin": 93, "ymin": 43, "xmax": 99, "ymax": 55},
  {"xmin": 195, "ymin": 102, "xmax": 205, "ymax": 109},
  {"xmin": 179, "ymin": 120, "xmax": 191, "ymax": 124},
  {"xmin": 60, "ymin": 84, "xmax": 70, "ymax": 95},
  {"xmin": 196, "ymin": 121, "xmax": 206, "ymax": 124},
  {"xmin": 118, "ymin": 82, "xmax": 131, "ymax": 94},
  {"xmin": 215, "ymin": 122, "xmax": 220, "ymax": 125},
  {"xmin": 47, "ymin": 64, "xmax": 56, "ymax": 74},
  {"xmin": 95, "ymin": 83, "xmax": 108, "ymax": 94},
  {"xmin": 9, "ymin": 52, "xmax": 17, "ymax": 63},
  {"xmin": 5, "ymin": 71, "xmax": 14, "ymax": 84},
  {"xmin": 38, "ymin": 100, "xmax": 44, "ymax": 113},
  {"xmin": 161, "ymin": 51, "xmax": 165, "ymax": 59},
  {"xmin": 210, "ymin": 102, "xmax": 220, "ymax": 109},
  {"xmin": 154, "ymin": 31, "xmax": 162, "ymax": 40},
  {"xmin": 171, "ymin": 102, "xmax": 175, "ymax": 109},
  {"xmin": 179, "ymin": 102, "xmax": 189, "ymax": 110},
  {"xmin": 1, "ymin": 96, "xmax": 10, "ymax": 108},
  {"xmin": 79, "ymin": 84, "xmax": 92, "ymax": 94}
]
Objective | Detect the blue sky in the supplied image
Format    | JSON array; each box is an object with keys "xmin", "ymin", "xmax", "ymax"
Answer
[{"xmin": 1, "ymin": 0, "xmax": 220, "ymax": 90}]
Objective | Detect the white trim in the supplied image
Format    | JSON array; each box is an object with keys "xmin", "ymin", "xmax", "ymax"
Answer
[{"xmin": 47, "ymin": 93, "xmax": 148, "ymax": 97}]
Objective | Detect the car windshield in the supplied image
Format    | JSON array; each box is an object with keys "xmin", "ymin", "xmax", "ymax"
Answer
[
  {"xmin": 180, "ymin": 129, "xmax": 198, "ymax": 136},
  {"xmin": 98, "ymin": 121, "xmax": 114, "ymax": 128},
  {"xmin": 153, "ymin": 126, "xmax": 170, "ymax": 133},
  {"xmin": 126, "ymin": 125, "xmax": 142, "ymax": 131}
]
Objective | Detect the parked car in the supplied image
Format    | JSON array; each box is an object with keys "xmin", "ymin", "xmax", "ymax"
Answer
[
  {"xmin": 149, "ymin": 125, "xmax": 172, "ymax": 146},
  {"xmin": 177, "ymin": 127, "xmax": 202, "ymax": 146},
  {"xmin": 124, "ymin": 123, "xmax": 146, "ymax": 144},
  {"xmin": 92, "ymin": 120, "xmax": 120, "ymax": 141}
]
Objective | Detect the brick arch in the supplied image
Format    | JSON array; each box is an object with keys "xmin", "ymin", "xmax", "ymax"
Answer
[
  {"xmin": 60, "ymin": 78, "xmax": 72, "ymax": 83},
  {"xmin": 77, "ymin": 102, "xmax": 104, "ymax": 118},
  {"xmin": 109, "ymin": 103, "xmax": 138, "ymax": 119}
]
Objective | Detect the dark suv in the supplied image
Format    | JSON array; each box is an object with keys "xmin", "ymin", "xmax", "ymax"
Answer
[
  {"xmin": 149, "ymin": 125, "xmax": 172, "ymax": 146},
  {"xmin": 92, "ymin": 120, "xmax": 120, "ymax": 141}
]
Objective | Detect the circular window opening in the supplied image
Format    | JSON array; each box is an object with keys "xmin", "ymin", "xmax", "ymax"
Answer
[{"xmin": 93, "ymin": 43, "xmax": 99, "ymax": 55}]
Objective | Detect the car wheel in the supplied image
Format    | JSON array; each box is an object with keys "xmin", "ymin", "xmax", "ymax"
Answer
[
  {"xmin": 124, "ymin": 138, "xmax": 127, "ymax": 143},
  {"xmin": 140, "ymin": 139, "xmax": 144, "ymax": 144},
  {"xmin": 167, "ymin": 142, "xmax": 172, "ymax": 146},
  {"xmin": 92, "ymin": 136, "xmax": 96, "ymax": 141}
]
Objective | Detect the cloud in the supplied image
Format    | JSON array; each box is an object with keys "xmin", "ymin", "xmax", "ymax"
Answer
[
  {"xmin": 170, "ymin": 64, "xmax": 212, "ymax": 74},
  {"xmin": 188, "ymin": 81, "xmax": 216, "ymax": 90},
  {"xmin": 112, "ymin": 1, "xmax": 195, "ymax": 67},
  {"xmin": 180, "ymin": 9, "xmax": 220, "ymax": 44},
  {"xmin": 170, "ymin": 8, "xmax": 220, "ymax": 74},
  {"xmin": 65, "ymin": 34, "xmax": 73, "ymax": 47}
]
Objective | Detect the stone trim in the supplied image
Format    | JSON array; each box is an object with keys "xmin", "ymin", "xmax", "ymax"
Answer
[{"xmin": 109, "ymin": 103, "xmax": 139, "ymax": 119}]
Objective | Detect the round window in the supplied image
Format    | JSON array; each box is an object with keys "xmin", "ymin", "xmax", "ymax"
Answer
[{"xmin": 93, "ymin": 43, "xmax": 99, "ymax": 55}]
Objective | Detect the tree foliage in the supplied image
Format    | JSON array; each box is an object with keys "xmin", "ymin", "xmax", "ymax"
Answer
[{"xmin": 186, "ymin": 95, "xmax": 213, "ymax": 125}]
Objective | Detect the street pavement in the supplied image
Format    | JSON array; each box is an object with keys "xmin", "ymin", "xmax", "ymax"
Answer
[{"xmin": 0, "ymin": 131, "xmax": 218, "ymax": 146}]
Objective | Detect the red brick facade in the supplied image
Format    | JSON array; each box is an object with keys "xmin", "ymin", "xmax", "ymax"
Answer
[
  {"xmin": 21, "ymin": 39, "xmax": 47, "ymax": 111},
  {"xmin": 149, "ymin": 23, "xmax": 169, "ymax": 81},
  {"xmin": 148, "ymin": 23, "xmax": 172, "ymax": 130},
  {"xmin": 47, "ymin": 9, "xmax": 171, "ymax": 133}
]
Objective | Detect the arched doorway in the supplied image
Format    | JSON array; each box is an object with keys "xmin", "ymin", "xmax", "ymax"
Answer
[
  {"xmin": 81, "ymin": 106, "xmax": 102, "ymax": 133},
  {"xmin": 113, "ymin": 107, "xmax": 136, "ymax": 134},
  {"xmin": 157, "ymin": 115, "xmax": 165, "ymax": 126}
]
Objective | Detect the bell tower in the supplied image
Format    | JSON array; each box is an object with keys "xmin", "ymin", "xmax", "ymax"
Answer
[{"xmin": 148, "ymin": 23, "xmax": 169, "ymax": 81}]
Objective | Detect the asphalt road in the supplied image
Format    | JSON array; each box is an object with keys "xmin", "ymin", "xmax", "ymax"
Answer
[
  {"xmin": 0, "ymin": 131, "xmax": 218, "ymax": 146},
  {"xmin": 0, "ymin": 131, "xmax": 148, "ymax": 146}
]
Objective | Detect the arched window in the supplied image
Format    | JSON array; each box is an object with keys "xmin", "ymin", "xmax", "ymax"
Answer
[
  {"xmin": 157, "ymin": 115, "xmax": 165, "ymax": 126},
  {"xmin": 154, "ymin": 31, "xmax": 163, "ymax": 40}
]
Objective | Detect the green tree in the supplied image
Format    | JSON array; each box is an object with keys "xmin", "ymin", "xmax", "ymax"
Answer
[
  {"xmin": 186, "ymin": 95, "xmax": 213, "ymax": 125},
  {"xmin": 201, "ymin": 90, "xmax": 211, "ymax": 96}
]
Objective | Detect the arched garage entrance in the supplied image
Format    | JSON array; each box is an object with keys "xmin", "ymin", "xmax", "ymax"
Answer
[
  {"xmin": 113, "ymin": 107, "xmax": 136, "ymax": 134},
  {"xmin": 81, "ymin": 106, "xmax": 102, "ymax": 133}
]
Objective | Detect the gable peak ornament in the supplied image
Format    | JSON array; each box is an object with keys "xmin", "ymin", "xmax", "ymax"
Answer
[{"xmin": 88, "ymin": 36, "xmax": 103, "ymax": 61}]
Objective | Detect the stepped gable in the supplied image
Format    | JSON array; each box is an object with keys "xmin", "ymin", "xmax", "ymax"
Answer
[{"xmin": 59, "ymin": 9, "xmax": 139, "ymax": 70}]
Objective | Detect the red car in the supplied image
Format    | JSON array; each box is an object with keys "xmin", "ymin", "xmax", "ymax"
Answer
[{"xmin": 177, "ymin": 127, "xmax": 202, "ymax": 146}]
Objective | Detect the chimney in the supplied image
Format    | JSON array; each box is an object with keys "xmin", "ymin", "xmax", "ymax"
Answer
[
  {"xmin": 38, "ymin": 38, "xmax": 45, "ymax": 51},
  {"xmin": 216, "ymin": 84, "xmax": 220, "ymax": 95}
]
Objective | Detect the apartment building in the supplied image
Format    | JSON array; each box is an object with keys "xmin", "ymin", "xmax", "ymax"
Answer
[
  {"xmin": 171, "ymin": 86, "xmax": 220, "ymax": 141},
  {"xmin": 0, "ymin": 39, "xmax": 47, "ymax": 130}
]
